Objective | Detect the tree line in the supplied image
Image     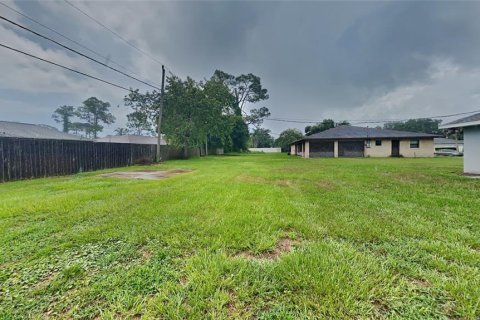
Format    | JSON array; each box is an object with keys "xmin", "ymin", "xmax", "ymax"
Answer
[
  {"xmin": 52, "ymin": 70, "xmax": 272, "ymax": 154},
  {"xmin": 52, "ymin": 70, "xmax": 455, "ymax": 154},
  {"xmin": 52, "ymin": 97, "xmax": 115, "ymax": 138}
]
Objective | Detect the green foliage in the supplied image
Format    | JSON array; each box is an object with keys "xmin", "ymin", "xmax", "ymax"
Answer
[
  {"xmin": 161, "ymin": 75, "xmax": 236, "ymax": 156},
  {"xmin": 384, "ymin": 118, "xmax": 442, "ymax": 134},
  {"xmin": 51, "ymin": 105, "xmax": 76, "ymax": 133},
  {"xmin": 124, "ymin": 89, "xmax": 161, "ymax": 135},
  {"xmin": 245, "ymin": 106, "xmax": 271, "ymax": 127},
  {"xmin": 213, "ymin": 70, "xmax": 270, "ymax": 146},
  {"xmin": 77, "ymin": 97, "xmax": 116, "ymax": 138},
  {"xmin": 275, "ymin": 128, "xmax": 303, "ymax": 152},
  {"xmin": 227, "ymin": 115, "xmax": 250, "ymax": 152},
  {"xmin": 213, "ymin": 70, "xmax": 269, "ymax": 114},
  {"xmin": 114, "ymin": 128, "xmax": 130, "ymax": 136},
  {"xmin": 250, "ymin": 128, "xmax": 274, "ymax": 148},
  {"xmin": 305, "ymin": 119, "xmax": 335, "ymax": 136}
]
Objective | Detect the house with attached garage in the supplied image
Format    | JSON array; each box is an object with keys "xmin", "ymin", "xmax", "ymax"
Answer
[
  {"xmin": 290, "ymin": 125, "xmax": 440, "ymax": 158},
  {"xmin": 440, "ymin": 113, "xmax": 480, "ymax": 174}
]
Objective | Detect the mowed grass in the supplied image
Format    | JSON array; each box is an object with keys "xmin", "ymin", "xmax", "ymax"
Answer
[{"xmin": 0, "ymin": 154, "xmax": 479, "ymax": 319}]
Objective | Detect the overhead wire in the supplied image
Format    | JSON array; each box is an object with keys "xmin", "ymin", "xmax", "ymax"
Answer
[
  {"xmin": 0, "ymin": 1, "xmax": 163, "ymax": 88},
  {"xmin": 63, "ymin": 0, "xmax": 165, "ymax": 68},
  {"xmin": 0, "ymin": 42, "xmax": 131, "ymax": 92},
  {"xmin": 0, "ymin": 15, "xmax": 161, "ymax": 91},
  {"xmin": 265, "ymin": 109, "xmax": 480, "ymax": 125}
]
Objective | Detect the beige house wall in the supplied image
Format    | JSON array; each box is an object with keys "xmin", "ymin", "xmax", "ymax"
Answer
[
  {"xmin": 365, "ymin": 139, "xmax": 392, "ymax": 157},
  {"xmin": 399, "ymin": 139, "xmax": 434, "ymax": 157},
  {"xmin": 292, "ymin": 138, "xmax": 435, "ymax": 158}
]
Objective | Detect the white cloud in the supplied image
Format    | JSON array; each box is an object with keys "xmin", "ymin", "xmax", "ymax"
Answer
[{"xmin": 337, "ymin": 58, "xmax": 480, "ymax": 124}]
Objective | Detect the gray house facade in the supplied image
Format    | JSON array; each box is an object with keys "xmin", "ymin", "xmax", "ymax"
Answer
[{"xmin": 440, "ymin": 113, "xmax": 480, "ymax": 174}]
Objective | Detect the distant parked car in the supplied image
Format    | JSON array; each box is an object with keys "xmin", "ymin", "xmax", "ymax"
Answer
[{"xmin": 435, "ymin": 149, "xmax": 463, "ymax": 156}]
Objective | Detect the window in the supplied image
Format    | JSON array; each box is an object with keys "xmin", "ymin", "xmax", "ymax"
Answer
[
  {"xmin": 410, "ymin": 139, "xmax": 420, "ymax": 148},
  {"xmin": 375, "ymin": 139, "xmax": 382, "ymax": 146},
  {"xmin": 365, "ymin": 139, "xmax": 371, "ymax": 148}
]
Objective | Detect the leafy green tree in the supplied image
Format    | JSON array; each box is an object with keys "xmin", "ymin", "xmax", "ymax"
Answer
[
  {"xmin": 275, "ymin": 128, "xmax": 304, "ymax": 152},
  {"xmin": 52, "ymin": 105, "xmax": 76, "ymax": 133},
  {"xmin": 213, "ymin": 70, "xmax": 269, "ymax": 115},
  {"xmin": 162, "ymin": 76, "xmax": 236, "ymax": 157},
  {"xmin": 69, "ymin": 122, "xmax": 92, "ymax": 137},
  {"xmin": 77, "ymin": 97, "xmax": 115, "ymax": 138},
  {"xmin": 305, "ymin": 119, "xmax": 335, "ymax": 136},
  {"xmin": 114, "ymin": 128, "xmax": 130, "ymax": 136},
  {"xmin": 124, "ymin": 89, "xmax": 161, "ymax": 135},
  {"xmin": 126, "ymin": 110, "xmax": 154, "ymax": 135},
  {"xmin": 245, "ymin": 107, "xmax": 271, "ymax": 127},
  {"xmin": 227, "ymin": 116, "xmax": 250, "ymax": 152},
  {"xmin": 384, "ymin": 118, "xmax": 442, "ymax": 134},
  {"xmin": 213, "ymin": 70, "xmax": 270, "ymax": 150},
  {"xmin": 250, "ymin": 128, "xmax": 274, "ymax": 148}
]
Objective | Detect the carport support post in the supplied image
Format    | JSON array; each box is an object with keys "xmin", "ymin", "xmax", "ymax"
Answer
[
  {"xmin": 334, "ymin": 141, "xmax": 339, "ymax": 158},
  {"xmin": 304, "ymin": 141, "xmax": 310, "ymax": 158}
]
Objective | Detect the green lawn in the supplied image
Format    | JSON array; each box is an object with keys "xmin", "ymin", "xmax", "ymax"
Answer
[{"xmin": 1, "ymin": 154, "xmax": 479, "ymax": 319}]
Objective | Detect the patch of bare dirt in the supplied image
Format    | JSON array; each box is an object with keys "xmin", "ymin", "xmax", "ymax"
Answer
[
  {"xmin": 35, "ymin": 272, "xmax": 58, "ymax": 289},
  {"xmin": 99, "ymin": 169, "xmax": 191, "ymax": 180},
  {"xmin": 372, "ymin": 299, "xmax": 389, "ymax": 317},
  {"xmin": 235, "ymin": 238, "xmax": 301, "ymax": 262},
  {"xmin": 179, "ymin": 275, "xmax": 188, "ymax": 286},
  {"xmin": 411, "ymin": 278, "xmax": 431, "ymax": 288},
  {"xmin": 140, "ymin": 247, "xmax": 153, "ymax": 261}
]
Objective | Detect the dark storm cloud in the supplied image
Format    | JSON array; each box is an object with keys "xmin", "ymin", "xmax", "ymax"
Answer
[{"xmin": 3, "ymin": 1, "xmax": 480, "ymax": 134}]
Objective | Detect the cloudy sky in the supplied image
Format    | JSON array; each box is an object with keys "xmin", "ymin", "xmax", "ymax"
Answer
[{"xmin": 1, "ymin": 1, "xmax": 480, "ymax": 137}]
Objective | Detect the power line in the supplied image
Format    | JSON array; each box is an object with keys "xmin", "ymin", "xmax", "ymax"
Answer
[
  {"xmin": 0, "ymin": 1, "xmax": 162, "ymax": 88},
  {"xmin": 265, "ymin": 109, "xmax": 480, "ymax": 125},
  {"xmin": 0, "ymin": 42, "xmax": 131, "ymax": 92},
  {"xmin": 0, "ymin": 15, "xmax": 162, "ymax": 91},
  {"xmin": 63, "ymin": 0, "xmax": 164, "ymax": 67}
]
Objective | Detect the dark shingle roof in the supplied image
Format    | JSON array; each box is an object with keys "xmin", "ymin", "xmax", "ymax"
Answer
[
  {"xmin": 301, "ymin": 125, "xmax": 440, "ymax": 141},
  {"xmin": 0, "ymin": 121, "xmax": 85, "ymax": 140},
  {"xmin": 440, "ymin": 112, "xmax": 480, "ymax": 128}
]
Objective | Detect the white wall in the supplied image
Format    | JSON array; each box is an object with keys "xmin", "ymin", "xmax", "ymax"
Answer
[
  {"xmin": 464, "ymin": 126, "xmax": 480, "ymax": 174},
  {"xmin": 249, "ymin": 148, "xmax": 282, "ymax": 153}
]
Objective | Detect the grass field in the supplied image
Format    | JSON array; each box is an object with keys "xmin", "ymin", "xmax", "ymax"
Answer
[{"xmin": 0, "ymin": 154, "xmax": 479, "ymax": 319}]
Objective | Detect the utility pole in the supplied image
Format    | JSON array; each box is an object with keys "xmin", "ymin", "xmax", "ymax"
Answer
[{"xmin": 157, "ymin": 65, "xmax": 165, "ymax": 162}]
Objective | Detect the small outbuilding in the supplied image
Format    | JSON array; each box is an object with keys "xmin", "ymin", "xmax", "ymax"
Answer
[
  {"xmin": 440, "ymin": 113, "xmax": 480, "ymax": 174},
  {"xmin": 290, "ymin": 125, "xmax": 439, "ymax": 158}
]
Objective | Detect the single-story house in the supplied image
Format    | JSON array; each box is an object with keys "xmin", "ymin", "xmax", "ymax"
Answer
[
  {"xmin": 290, "ymin": 125, "xmax": 440, "ymax": 158},
  {"xmin": 95, "ymin": 134, "xmax": 167, "ymax": 145},
  {"xmin": 0, "ymin": 121, "xmax": 85, "ymax": 140},
  {"xmin": 434, "ymin": 137, "xmax": 464, "ymax": 153},
  {"xmin": 440, "ymin": 113, "xmax": 480, "ymax": 174}
]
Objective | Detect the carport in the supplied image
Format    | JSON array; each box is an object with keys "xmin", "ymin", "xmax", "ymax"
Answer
[
  {"xmin": 309, "ymin": 141, "xmax": 334, "ymax": 158},
  {"xmin": 338, "ymin": 140, "xmax": 364, "ymax": 157}
]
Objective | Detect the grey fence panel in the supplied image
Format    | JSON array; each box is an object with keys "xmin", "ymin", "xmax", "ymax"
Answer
[{"xmin": 0, "ymin": 137, "xmax": 166, "ymax": 183}]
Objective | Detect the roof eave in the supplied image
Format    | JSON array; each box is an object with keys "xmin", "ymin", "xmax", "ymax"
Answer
[{"xmin": 440, "ymin": 120, "xmax": 480, "ymax": 129}]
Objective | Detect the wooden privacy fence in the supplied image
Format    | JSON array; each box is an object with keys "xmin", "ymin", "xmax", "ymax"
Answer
[{"xmin": 0, "ymin": 137, "xmax": 164, "ymax": 183}]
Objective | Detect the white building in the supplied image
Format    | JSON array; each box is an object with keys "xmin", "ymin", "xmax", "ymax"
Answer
[{"xmin": 440, "ymin": 113, "xmax": 480, "ymax": 174}]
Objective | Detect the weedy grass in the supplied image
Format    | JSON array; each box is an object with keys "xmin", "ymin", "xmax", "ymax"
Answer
[{"xmin": 0, "ymin": 154, "xmax": 479, "ymax": 319}]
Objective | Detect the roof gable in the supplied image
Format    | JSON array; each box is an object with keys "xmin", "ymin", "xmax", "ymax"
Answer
[{"xmin": 440, "ymin": 113, "xmax": 480, "ymax": 129}]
